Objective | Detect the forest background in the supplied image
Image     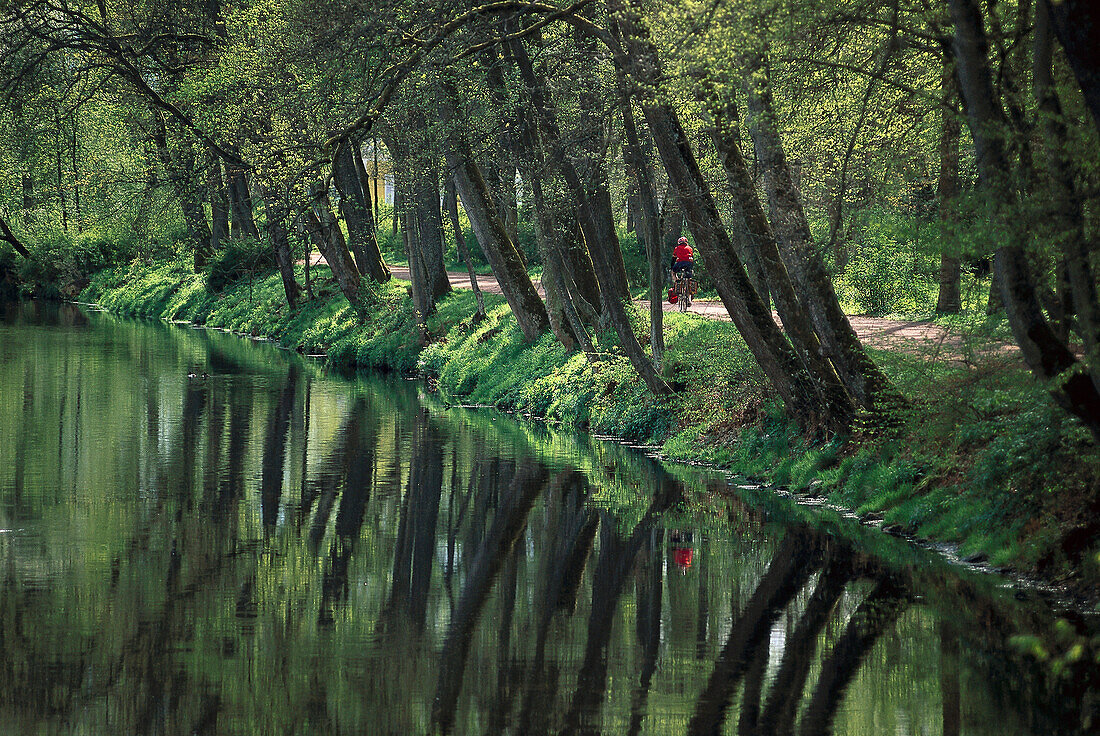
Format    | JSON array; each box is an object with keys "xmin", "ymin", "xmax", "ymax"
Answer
[{"xmin": 2, "ymin": 0, "xmax": 1100, "ymax": 594}]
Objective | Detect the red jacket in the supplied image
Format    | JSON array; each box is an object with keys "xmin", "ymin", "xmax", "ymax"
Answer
[{"xmin": 674, "ymin": 243, "xmax": 693, "ymax": 262}]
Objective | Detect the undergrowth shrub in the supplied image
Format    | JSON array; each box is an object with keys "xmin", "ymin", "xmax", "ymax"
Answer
[
  {"xmin": 206, "ymin": 237, "xmax": 276, "ymax": 292},
  {"xmin": 13, "ymin": 227, "xmax": 139, "ymax": 297},
  {"xmin": 836, "ymin": 211, "xmax": 936, "ymax": 316}
]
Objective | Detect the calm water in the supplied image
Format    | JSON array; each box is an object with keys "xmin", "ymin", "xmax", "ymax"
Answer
[{"xmin": 0, "ymin": 301, "xmax": 1094, "ymax": 735}]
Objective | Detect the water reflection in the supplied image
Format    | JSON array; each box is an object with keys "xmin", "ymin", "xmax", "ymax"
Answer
[{"xmin": 0, "ymin": 301, "xmax": 1094, "ymax": 735}]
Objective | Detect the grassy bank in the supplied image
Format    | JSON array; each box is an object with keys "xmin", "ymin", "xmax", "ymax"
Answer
[{"xmin": 80, "ymin": 260, "xmax": 1100, "ymax": 593}]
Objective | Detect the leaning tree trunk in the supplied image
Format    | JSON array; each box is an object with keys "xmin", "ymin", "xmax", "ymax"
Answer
[
  {"xmin": 745, "ymin": 52, "xmax": 903, "ymax": 416},
  {"xmin": 257, "ymin": 182, "xmax": 302, "ymax": 309},
  {"xmin": 0, "ymin": 215, "xmax": 30, "ymax": 257},
  {"xmin": 639, "ymin": 101, "xmax": 821, "ymax": 415},
  {"xmin": 1043, "ymin": 0, "xmax": 1100, "ymax": 138},
  {"xmin": 444, "ymin": 178, "xmax": 486, "ymax": 320},
  {"xmin": 1034, "ymin": 0, "xmax": 1100, "ymax": 365},
  {"xmin": 505, "ymin": 85, "xmax": 599, "ymax": 350},
  {"xmin": 226, "ymin": 158, "xmax": 260, "ymax": 240},
  {"xmin": 445, "ymin": 142, "xmax": 549, "ymax": 342},
  {"xmin": 506, "ymin": 36, "xmax": 604, "ymax": 314},
  {"xmin": 609, "ymin": 9, "xmax": 823, "ymax": 420},
  {"xmin": 332, "ymin": 138, "xmax": 391, "ymax": 282},
  {"xmin": 701, "ymin": 77, "xmax": 855, "ymax": 424},
  {"xmin": 572, "ymin": 17, "xmax": 632, "ymax": 304},
  {"xmin": 950, "ymin": 0, "xmax": 1100, "ymax": 439},
  {"xmin": 485, "ymin": 37, "xmax": 592, "ymax": 348},
  {"xmin": 302, "ymin": 183, "xmax": 361, "ymax": 306},
  {"xmin": 506, "ymin": 38, "xmax": 669, "ymax": 393},
  {"xmin": 696, "ymin": 82, "xmax": 771, "ymax": 310},
  {"xmin": 617, "ymin": 77, "xmax": 665, "ymax": 368}
]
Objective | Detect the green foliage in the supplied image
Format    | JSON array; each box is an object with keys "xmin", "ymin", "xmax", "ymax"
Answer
[
  {"xmin": 834, "ymin": 208, "xmax": 937, "ymax": 316},
  {"xmin": 617, "ymin": 227, "xmax": 647, "ymax": 288},
  {"xmin": 8, "ymin": 226, "xmax": 138, "ymax": 297},
  {"xmin": 375, "ymin": 225, "xmax": 405, "ymax": 261},
  {"xmin": 514, "ymin": 219, "xmax": 540, "ymax": 268}
]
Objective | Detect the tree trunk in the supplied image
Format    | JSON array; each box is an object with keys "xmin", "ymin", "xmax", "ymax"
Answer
[
  {"xmin": 209, "ymin": 153, "xmax": 229, "ymax": 254},
  {"xmin": 745, "ymin": 52, "xmax": 903, "ymax": 416},
  {"xmin": 1034, "ymin": 0, "xmax": 1100, "ymax": 362},
  {"xmin": 351, "ymin": 138, "xmax": 378, "ymax": 229},
  {"xmin": 444, "ymin": 177, "xmax": 486, "ymax": 319},
  {"xmin": 609, "ymin": 10, "xmax": 824, "ymax": 420},
  {"xmin": 617, "ymin": 81, "xmax": 665, "ymax": 367},
  {"xmin": 1043, "ymin": 0, "xmax": 1100, "ymax": 138},
  {"xmin": 391, "ymin": 187, "xmax": 401, "ymax": 235},
  {"xmin": 704, "ymin": 99, "xmax": 771, "ymax": 309},
  {"xmin": 506, "ymin": 37, "xmax": 603, "ymax": 315},
  {"xmin": 0, "ymin": 215, "xmax": 31, "ymax": 258},
  {"xmin": 950, "ymin": 0, "xmax": 1100, "ymax": 439},
  {"xmin": 446, "ymin": 145, "xmax": 549, "ymax": 342},
  {"xmin": 506, "ymin": 38, "xmax": 669, "ymax": 391},
  {"xmin": 226, "ymin": 160, "xmax": 260, "ymax": 240},
  {"xmin": 502, "ymin": 80, "xmax": 599, "ymax": 351},
  {"xmin": 301, "ymin": 183, "xmax": 361, "ymax": 306},
  {"xmin": 257, "ymin": 182, "xmax": 301, "ymax": 309},
  {"xmin": 402, "ymin": 190, "xmax": 435, "ymax": 326},
  {"xmin": 151, "ymin": 110, "xmax": 211, "ymax": 272},
  {"xmin": 659, "ymin": 193, "xmax": 685, "ymax": 253},
  {"xmin": 498, "ymin": 163, "xmax": 519, "ymax": 244},
  {"xmin": 701, "ymin": 78, "xmax": 854, "ymax": 424},
  {"xmin": 21, "ymin": 173, "xmax": 33, "ymax": 211},
  {"xmin": 642, "ymin": 100, "xmax": 822, "ymax": 416},
  {"xmin": 413, "ymin": 171, "xmax": 452, "ymax": 298},
  {"xmin": 55, "ymin": 109, "xmax": 68, "ymax": 234},
  {"xmin": 572, "ymin": 19, "xmax": 632, "ymax": 304},
  {"xmin": 71, "ymin": 119, "xmax": 81, "ymax": 232},
  {"xmin": 333, "ymin": 138, "xmax": 390, "ymax": 282},
  {"xmin": 526, "ymin": 181, "xmax": 583, "ymax": 350},
  {"xmin": 936, "ymin": 52, "xmax": 963, "ymax": 314}
]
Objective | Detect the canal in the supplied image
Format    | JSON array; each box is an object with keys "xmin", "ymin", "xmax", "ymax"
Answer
[{"xmin": 0, "ymin": 301, "xmax": 1093, "ymax": 734}]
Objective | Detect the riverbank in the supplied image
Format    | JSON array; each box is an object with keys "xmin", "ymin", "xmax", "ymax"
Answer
[{"xmin": 79, "ymin": 260, "xmax": 1100, "ymax": 598}]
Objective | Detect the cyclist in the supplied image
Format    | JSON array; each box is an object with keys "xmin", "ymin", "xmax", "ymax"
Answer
[{"xmin": 670, "ymin": 236, "xmax": 694, "ymax": 284}]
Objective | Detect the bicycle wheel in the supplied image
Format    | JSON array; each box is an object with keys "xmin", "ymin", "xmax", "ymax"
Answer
[{"xmin": 677, "ymin": 279, "xmax": 689, "ymax": 311}]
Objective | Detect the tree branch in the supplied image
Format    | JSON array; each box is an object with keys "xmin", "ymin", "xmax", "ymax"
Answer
[{"xmin": 0, "ymin": 215, "xmax": 31, "ymax": 258}]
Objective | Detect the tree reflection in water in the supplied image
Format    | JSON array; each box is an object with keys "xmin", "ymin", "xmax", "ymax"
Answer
[{"xmin": 0, "ymin": 304, "xmax": 1095, "ymax": 735}]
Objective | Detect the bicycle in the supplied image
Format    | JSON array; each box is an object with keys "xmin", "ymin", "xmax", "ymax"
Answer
[{"xmin": 672, "ymin": 272, "xmax": 697, "ymax": 311}]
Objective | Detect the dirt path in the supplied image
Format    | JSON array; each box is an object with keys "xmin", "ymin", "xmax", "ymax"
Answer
[{"xmin": 381, "ymin": 265, "xmax": 1013, "ymax": 361}]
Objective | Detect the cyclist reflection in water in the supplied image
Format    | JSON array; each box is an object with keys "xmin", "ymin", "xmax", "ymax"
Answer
[{"xmin": 670, "ymin": 529, "xmax": 694, "ymax": 572}]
